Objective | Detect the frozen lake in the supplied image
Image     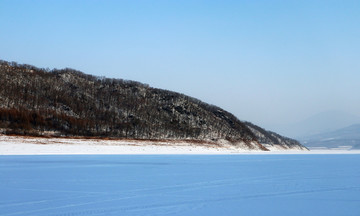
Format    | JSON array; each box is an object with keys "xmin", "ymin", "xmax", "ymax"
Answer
[{"xmin": 1, "ymin": 155, "xmax": 359, "ymax": 216}]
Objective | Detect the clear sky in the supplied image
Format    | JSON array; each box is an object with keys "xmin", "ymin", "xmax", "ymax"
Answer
[{"xmin": 1, "ymin": 0, "xmax": 359, "ymax": 133}]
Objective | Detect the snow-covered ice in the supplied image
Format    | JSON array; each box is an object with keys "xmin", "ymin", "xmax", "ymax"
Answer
[{"xmin": 0, "ymin": 155, "xmax": 359, "ymax": 216}]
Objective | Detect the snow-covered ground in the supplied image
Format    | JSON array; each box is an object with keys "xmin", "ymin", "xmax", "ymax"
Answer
[
  {"xmin": 0, "ymin": 135, "xmax": 261, "ymax": 155},
  {"xmin": 1, "ymin": 135, "xmax": 359, "ymax": 155},
  {"xmin": 1, "ymin": 155, "xmax": 359, "ymax": 216}
]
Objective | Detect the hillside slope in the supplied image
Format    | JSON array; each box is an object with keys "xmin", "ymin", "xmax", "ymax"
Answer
[
  {"xmin": 245, "ymin": 122, "xmax": 308, "ymax": 151},
  {"xmin": 0, "ymin": 60, "xmax": 305, "ymax": 151}
]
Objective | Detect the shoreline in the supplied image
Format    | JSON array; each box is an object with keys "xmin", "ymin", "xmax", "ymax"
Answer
[{"xmin": 1, "ymin": 135, "xmax": 359, "ymax": 155}]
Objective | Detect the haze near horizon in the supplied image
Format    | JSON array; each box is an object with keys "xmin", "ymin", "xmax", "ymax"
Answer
[{"xmin": 1, "ymin": 0, "xmax": 359, "ymax": 136}]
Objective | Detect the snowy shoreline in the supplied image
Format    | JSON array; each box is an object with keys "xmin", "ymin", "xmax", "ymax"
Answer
[{"xmin": 1, "ymin": 135, "xmax": 359, "ymax": 155}]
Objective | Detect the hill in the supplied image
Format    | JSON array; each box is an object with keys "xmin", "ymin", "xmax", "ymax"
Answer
[{"xmin": 0, "ymin": 60, "xmax": 306, "ymax": 151}]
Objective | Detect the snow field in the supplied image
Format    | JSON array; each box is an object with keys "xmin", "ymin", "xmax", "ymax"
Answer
[{"xmin": 3, "ymin": 135, "xmax": 359, "ymax": 155}]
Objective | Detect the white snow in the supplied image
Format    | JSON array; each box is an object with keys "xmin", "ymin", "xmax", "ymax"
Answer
[
  {"xmin": 1, "ymin": 135, "xmax": 359, "ymax": 155},
  {"xmin": 0, "ymin": 135, "xmax": 260, "ymax": 155}
]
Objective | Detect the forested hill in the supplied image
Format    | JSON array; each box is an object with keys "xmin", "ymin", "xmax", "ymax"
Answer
[{"xmin": 0, "ymin": 60, "xmax": 305, "ymax": 151}]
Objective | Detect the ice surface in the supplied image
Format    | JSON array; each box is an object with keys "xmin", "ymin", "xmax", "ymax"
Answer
[{"xmin": 0, "ymin": 155, "xmax": 359, "ymax": 216}]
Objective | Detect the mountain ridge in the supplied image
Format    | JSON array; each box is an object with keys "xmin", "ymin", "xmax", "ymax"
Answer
[
  {"xmin": 300, "ymin": 124, "xmax": 360, "ymax": 150},
  {"xmin": 277, "ymin": 111, "xmax": 360, "ymax": 138}
]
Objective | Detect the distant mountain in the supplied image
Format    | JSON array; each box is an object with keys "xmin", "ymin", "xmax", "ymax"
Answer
[
  {"xmin": 0, "ymin": 60, "xmax": 305, "ymax": 151},
  {"xmin": 300, "ymin": 124, "xmax": 360, "ymax": 150},
  {"xmin": 277, "ymin": 111, "xmax": 360, "ymax": 138}
]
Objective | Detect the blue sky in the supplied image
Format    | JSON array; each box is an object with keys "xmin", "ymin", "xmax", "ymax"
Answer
[{"xmin": 1, "ymin": 0, "xmax": 359, "ymax": 133}]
